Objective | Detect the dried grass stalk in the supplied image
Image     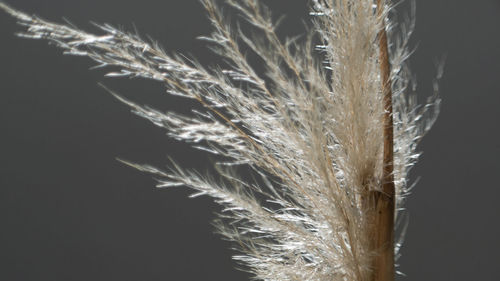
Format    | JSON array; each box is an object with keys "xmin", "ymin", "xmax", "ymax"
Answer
[{"xmin": 1, "ymin": 1, "xmax": 441, "ymax": 280}]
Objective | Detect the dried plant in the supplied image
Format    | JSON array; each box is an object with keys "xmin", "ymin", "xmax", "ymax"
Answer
[{"xmin": 0, "ymin": 1, "xmax": 440, "ymax": 280}]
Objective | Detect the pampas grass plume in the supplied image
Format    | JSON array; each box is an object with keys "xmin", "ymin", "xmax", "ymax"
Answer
[{"xmin": 0, "ymin": 1, "xmax": 440, "ymax": 280}]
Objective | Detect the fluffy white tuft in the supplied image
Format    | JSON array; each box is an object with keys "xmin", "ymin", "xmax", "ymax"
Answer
[{"xmin": 1, "ymin": 1, "xmax": 440, "ymax": 280}]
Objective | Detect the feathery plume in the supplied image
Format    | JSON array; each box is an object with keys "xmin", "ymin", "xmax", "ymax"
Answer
[{"xmin": 0, "ymin": 1, "xmax": 440, "ymax": 280}]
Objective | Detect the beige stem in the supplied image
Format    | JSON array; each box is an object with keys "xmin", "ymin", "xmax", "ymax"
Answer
[{"xmin": 370, "ymin": 0, "xmax": 395, "ymax": 280}]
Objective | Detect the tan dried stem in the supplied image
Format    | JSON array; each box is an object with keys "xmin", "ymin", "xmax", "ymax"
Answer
[{"xmin": 370, "ymin": 0, "xmax": 395, "ymax": 280}]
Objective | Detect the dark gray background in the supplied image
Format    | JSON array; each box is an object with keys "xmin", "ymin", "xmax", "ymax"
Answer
[{"xmin": 1, "ymin": 0, "xmax": 499, "ymax": 280}]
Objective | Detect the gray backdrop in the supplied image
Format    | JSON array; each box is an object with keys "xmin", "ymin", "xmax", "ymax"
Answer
[{"xmin": 1, "ymin": 0, "xmax": 499, "ymax": 280}]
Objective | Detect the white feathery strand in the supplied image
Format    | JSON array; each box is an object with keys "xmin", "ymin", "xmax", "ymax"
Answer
[{"xmin": 1, "ymin": 1, "xmax": 440, "ymax": 280}]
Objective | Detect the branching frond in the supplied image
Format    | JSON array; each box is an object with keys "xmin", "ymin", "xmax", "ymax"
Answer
[{"xmin": 1, "ymin": 1, "xmax": 440, "ymax": 280}]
